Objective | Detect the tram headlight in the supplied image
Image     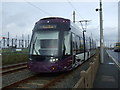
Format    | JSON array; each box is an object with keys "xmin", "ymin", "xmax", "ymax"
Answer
[
  {"xmin": 52, "ymin": 59, "xmax": 56, "ymax": 62},
  {"xmin": 50, "ymin": 57, "xmax": 58, "ymax": 62},
  {"xmin": 29, "ymin": 58, "xmax": 32, "ymax": 61}
]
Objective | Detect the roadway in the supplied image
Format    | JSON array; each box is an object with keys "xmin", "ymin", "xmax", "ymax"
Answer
[{"xmin": 106, "ymin": 49, "xmax": 120, "ymax": 68}]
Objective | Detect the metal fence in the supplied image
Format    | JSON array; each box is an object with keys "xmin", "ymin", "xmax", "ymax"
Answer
[{"xmin": 0, "ymin": 36, "xmax": 30, "ymax": 49}]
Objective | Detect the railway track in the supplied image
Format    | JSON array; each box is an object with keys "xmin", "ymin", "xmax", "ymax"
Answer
[
  {"xmin": 1, "ymin": 62, "xmax": 27, "ymax": 75},
  {"xmin": 2, "ymin": 62, "xmax": 68, "ymax": 89},
  {"xmin": 2, "ymin": 72, "xmax": 67, "ymax": 89},
  {"xmin": 2, "ymin": 55, "xmax": 96, "ymax": 89},
  {"xmin": 2, "ymin": 51, "xmax": 99, "ymax": 89}
]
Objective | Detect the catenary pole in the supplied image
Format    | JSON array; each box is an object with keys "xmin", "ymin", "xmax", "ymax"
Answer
[{"xmin": 73, "ymin": 11, "xmax": 75, "ymax": 23}]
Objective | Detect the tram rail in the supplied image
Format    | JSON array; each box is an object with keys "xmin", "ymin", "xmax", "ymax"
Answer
[{"xmin": 1, "ymin": 62, "xmax": 27, "ymax": 75}]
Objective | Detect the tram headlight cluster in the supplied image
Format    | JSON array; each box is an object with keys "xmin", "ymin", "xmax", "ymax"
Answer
[{"xmin": 50, "ymin": 57, "xmax": 58, "ymax": 62}]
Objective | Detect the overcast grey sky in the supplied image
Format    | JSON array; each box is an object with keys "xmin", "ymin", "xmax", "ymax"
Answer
[{"xmin": 0, "ymin": 0, "xmax": 119, "ymax": 46}]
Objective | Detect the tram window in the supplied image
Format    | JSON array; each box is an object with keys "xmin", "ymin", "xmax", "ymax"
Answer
[
  {"xmin": 89, "ymin": 38, "xmax": 91, "ymax": 50},
  {"xmin": 72, "ymin": 33, "xmax": 76, "ymax": 52},
  {"xmin": 116, "ymin": 43, "xmax": 120, "ymax": 46},
  {"xmin": 85, "ymin": 40, "xmax": 88, "ymax": 50},
  {"xmin": 91, "ymin": 39, "xmax": 94, "ymax": 50},
  {"xmin": 80, "ymin": 37, "xmax": 84, "ymax": 52},
  {"xmin": 86, "ymin": 39, "xmax": 90, "ymax": 51},
  {"xmin": 30, "ymin": 31, "xmax": 59, "ymax": 56},
  {"xmin": 63, "ymin": 31, "xmax": 71, "ymax": 55},
  {"xmin": 79, "ymin": 37, "xmax": 81, "ymax": 51},
  {"xmin": 40, "ymin": 39, "xmax": 58, "ymax": 48},
  {"xmin": 76, "ymin": 36, "xmax": 80, "ymax": 54}
]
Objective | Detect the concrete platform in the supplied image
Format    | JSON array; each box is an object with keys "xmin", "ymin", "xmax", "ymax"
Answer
[{"xmin": 93, "ymin": 50, "xmax": 120, "ymax": 88}]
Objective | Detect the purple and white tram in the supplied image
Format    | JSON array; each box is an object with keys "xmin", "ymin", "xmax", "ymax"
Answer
[{"xmin": 28, "ymin": 17, "xmax": 96, "ymax": 73}]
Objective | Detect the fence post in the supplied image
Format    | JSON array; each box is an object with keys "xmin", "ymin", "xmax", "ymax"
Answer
[
  {"xmin": 3, "ymin": 38, "xmax": 5, "ymax": 47},
  {"xmin": 80, "ymin": 70, "xmax": 86, "ymax": 88},
  {"xmin": 90, "ymin": 62, "xmax": 95, "ymax": 87},
  {"xmin": 19, "ymin": 40, "xmax": 20, "ymax": 48},
  {"xmin": 12, "ymin": 38, "xmax": 13, "ymax": 47},
  {"xmin": 0, "ymin": 41, "xmax": 1, "ymax": 48},
  {"xmin": 81, "ymin": 70, "xmax": 86, "ymax": 88}
]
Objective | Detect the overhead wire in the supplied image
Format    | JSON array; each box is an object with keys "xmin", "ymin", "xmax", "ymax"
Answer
[
  {"xmin": 66, "ymin": 0, "xmax": 91, "ymax": 31},
  {"xmin": 66, "ymin": 0, "xmax": 84, "ymax": 20},
  {"xmin": 66, "ymin": 0, "xmax": 100, "ymax": 37},
  {"xmin": 24, "ymin": 0, "xmax": 52, "ymax": 16}
]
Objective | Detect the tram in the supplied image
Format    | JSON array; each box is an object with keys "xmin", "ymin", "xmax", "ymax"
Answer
[
  {"xmin": 114, "ymin": 42, "xmax": 120, "ymax": 52},
  {"xmin": 28, "ymin": 17, "xmax": 96, "ymax": 73}
]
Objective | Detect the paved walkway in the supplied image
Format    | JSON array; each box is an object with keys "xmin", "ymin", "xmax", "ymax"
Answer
[{"xmin": 93, "ymin": 50, "xmax": 120, "ymax": 88}]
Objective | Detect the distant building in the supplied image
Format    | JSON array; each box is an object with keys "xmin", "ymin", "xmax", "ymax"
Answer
[{"xmin": 118, "ymin": 1, "xmax": 120, "ymax": 42}]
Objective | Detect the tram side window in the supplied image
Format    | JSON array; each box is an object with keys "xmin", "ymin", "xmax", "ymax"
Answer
[
  {"xmin": 80, "ymin": 37, "xmax": 84, "ymax": 53},
  {"xmin": 64, "ymin": 31, "xmax": 71, "ymax": 55},
  {"xmin": 91, "ymin": 39, "xmax": 94, "ymax": 50},
  {"xmin": 89, "ymin": 38, "xmax": 91, "ymax": 51},
  {"xmin": 85, "ymin": 40, "xmax": 89, "ymax": 51},
  {"xmin": 72, "ymin": 33, "xmax": 76, "ymax": 54},
  {"xmin": 79, "ymin": 37, "xmax": 81, "ymax": 52},
  {"xmin": 90, "ymin": 39, "xmax": 92, "ymax": 50},
  {"xmin": 93, "ymin": 42, "xmax": 95, "ymax": 50},
  {"xmin": 85, "ymin": 40, "xmax": 87, "ymax": 51},
  {"xmin": 76, "ymin": 36, "xmax": 80, "ymax": 54},
  {"xmin": 93, "ymin": 41, "xmax": 96, "ymax": 50}
]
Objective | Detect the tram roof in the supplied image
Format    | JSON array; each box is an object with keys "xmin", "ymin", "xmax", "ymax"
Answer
[{"xmin": 36, "ymin": 17, "xmax": 92, "ymax": 39}]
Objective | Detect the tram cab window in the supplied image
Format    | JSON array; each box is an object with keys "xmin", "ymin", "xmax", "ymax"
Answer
[{"xmin": 30, "ymin": 31, "xmax": 59, "ymax": 56}]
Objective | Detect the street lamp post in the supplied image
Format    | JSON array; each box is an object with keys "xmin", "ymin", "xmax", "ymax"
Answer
[{"xmin": 96, "ymin": 0, "xmax": 104, "ymax": 63}]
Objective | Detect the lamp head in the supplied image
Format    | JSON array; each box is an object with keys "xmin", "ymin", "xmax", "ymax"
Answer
[{"xmin": 96, "ymin": 8, "xmax": 99, "ymax": 11}]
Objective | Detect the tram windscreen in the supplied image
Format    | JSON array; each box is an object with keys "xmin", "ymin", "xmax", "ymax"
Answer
[
  {"xmin": 30, "ymin": 31, "xmax": 59, "ymax": 56},
  {"xmin": 40, "ymin": 39, "xmax": 58, "ymax": 48}
]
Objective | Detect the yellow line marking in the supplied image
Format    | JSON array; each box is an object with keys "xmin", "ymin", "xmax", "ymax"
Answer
[{"xmin": 115, "ymin": 46, "xmax": 120, "ymax": 47}]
